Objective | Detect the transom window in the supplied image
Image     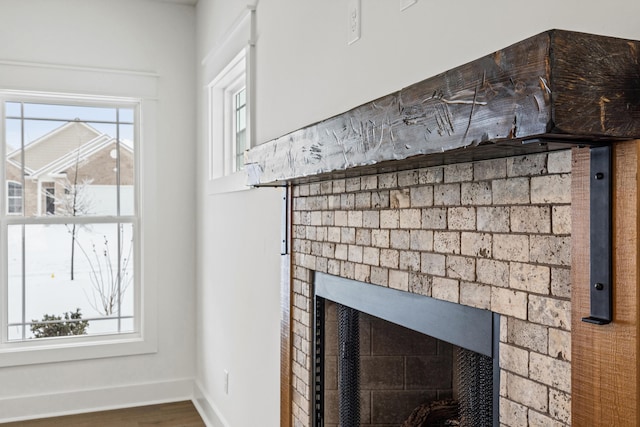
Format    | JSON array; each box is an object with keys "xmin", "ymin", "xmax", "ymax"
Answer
[
  {"xmin": 2, "ymin": 95, "xmax": 138, "ymax": 342},
  {"xmin": 208, "ymin": 48, "xmax": 251, "ymax": 179}
]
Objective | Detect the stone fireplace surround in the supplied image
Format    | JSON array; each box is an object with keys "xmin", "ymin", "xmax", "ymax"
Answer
[
  {"xmin": 290, "ymin": 152, "xmax": 572, "ymax": 425},
  {"xmin": 245, "ymin": 30, "xmax": 640, "ymax": 426}
]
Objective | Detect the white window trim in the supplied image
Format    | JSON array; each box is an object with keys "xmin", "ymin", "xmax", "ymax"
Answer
[
  {"xmin": 223, "ymin": 56, "xmax": 246, "ymax": 176},
  {"xmin": 0, "ymin": 62, "xmax": 158, "ymax": 367},
  {"xmin": 203, "ymin": 5, "xmax": 256, "ymax": 195},
  {"xmin": 208, "ymin": 50, "xmax": 250, "ymax": 179}
]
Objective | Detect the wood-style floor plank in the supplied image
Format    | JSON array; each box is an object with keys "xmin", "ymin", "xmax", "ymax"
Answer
[{"xmin": 0, "ymin": 401, "xmax": 205, "ymax": 427}]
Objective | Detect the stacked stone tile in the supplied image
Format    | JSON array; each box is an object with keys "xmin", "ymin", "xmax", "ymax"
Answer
[{"xmin": 290, "ymin": 150, "xmax": 572, "ymax": 426}]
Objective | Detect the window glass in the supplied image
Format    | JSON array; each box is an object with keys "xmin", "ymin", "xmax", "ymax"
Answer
[
  {"xmin": 5, "ymin": 102, "xmax": 21, "ymax": 117},
  {"xmin": 234, "ymin": 87, "xmax": 247, "ymax": 171},
  {"xmin": 3, "ymin": 98, "xmax": 138, "ymax": 341},
  {"xmin": 7, "ymin": 223, "xmax": 135, "ymax": 340},
  {"xmin": 18, "ymin": 103, "xmax": 118, "ymax": 123},
  {"xmin": 5, "ymin": 103, "xmax": 135, "ymax": 218},
  {"xmin": 118, "ymin": 122, "xmax": 136, "ymax": 216}
]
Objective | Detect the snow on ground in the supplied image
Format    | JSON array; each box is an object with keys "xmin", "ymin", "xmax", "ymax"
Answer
[{"xmin": 7, "ymin": 223, "xmax": 134, "ymax": 340}]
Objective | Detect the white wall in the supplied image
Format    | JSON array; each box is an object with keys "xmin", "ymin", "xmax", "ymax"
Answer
[
  {"xmin": 195, "ymin": 187, "xmax": 282, "ymax": 427},
  {"xmin": 254, "ymin": 0, "xmax": 640, "ymax": 145},
  {"xmin": 195, "ymin": 2, "xmax": 282, "ymax": 425},
  {"xmin": 0, "ymin": 0, "xmax": 197, "ymax": 421},
  {"xmin": 196, "ymin": 0, "xmax": 640, "ymax": 426}
]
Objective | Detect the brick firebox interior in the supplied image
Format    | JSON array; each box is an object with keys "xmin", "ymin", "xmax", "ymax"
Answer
[{"xmin": 290, "ymin": 150, "xmax": 572, "ymax": 426}]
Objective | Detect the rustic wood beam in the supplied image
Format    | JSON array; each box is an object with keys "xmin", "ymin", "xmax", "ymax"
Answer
[{"xmin": 246, "ymin": 30, "xmax": 640, "ymax": 186}]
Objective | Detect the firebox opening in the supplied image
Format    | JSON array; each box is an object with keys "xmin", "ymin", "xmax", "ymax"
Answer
[{"xmin": 313, "ymin": 272, "xmax": 499, "ymax": 427}]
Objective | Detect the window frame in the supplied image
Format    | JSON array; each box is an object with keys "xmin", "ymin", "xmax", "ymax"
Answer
[
  {"xmin": 201, "ymin": 5, "xmax": 255, "ymax": 194},
  {"xmin": 208, "ymin": 49, "xmax": 250, "ymax": 180},
  {"xmin": 0, "ymin": 88, "xmax": 156, "ymax": 367}
]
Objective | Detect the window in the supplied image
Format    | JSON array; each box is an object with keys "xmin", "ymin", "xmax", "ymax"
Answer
[
  {"xmin": 2, "ymin": 95, "xmax": 138, "ymax": 342},
  {"xmin": 202, "ymin": 5, "xmax": 255, "ymax": 193},
  {"xmin": 208, "ymin": 49, "xmax": 251, "ymax": 179},
  {"xmin": 43, "ymin": 184, "xmax": 55, "ymax": 215},
  {"xmin": 7, "ymin": 181, "xmax": 22, "ymax": 214}
]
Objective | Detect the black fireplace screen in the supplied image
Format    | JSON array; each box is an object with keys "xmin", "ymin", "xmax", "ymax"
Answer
[
  {"xmin": 337, "ymin": 304, "xmax": 360, "ymax": 427},
  {"xmin": 314, "ymin": 300, "xmax": 496, "ymax": 427},
  {"xmin": 457, "ymin": 347, "xmax": 494, "ymax": 426},
  {"xmin": 313, "ymin": 273, "xmax": 499, "ymax": 427}
]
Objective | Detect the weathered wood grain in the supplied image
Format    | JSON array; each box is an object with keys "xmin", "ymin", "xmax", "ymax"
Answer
[
  {"xmin": 281, "ymin": 214, "xmax": 292, "ymax": 426},
  {"xmin": 553, "ymin": 31, "xmax": 640, "ymax": 137},
  {"xmin": 246, "ymin": 30, "xmax": 640, "ymax": 186},
  {"xmin": 2, "ymin": 401, "xmax": 204, "ymax": 427},
  {"xmin": 572, "ymin": 142, "xmax": 640, "ymax": 425}
]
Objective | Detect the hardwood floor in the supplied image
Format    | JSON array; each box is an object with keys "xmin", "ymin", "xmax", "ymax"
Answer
[{"xmin": 0, "ymin": 401, "xmax": 205, "ymax": 427}]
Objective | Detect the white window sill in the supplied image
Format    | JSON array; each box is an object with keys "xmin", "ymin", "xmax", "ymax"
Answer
[
  {"xmin": 0, "ymin": 333, "xmax": 157, "ymax": 367},
  {"xmin": 206, "ymin": 170, "xmax": 252, "ymax": 195}
]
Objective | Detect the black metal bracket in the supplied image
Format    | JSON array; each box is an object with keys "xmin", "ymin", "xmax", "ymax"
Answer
[
  {"xmin": 582, "ymin": 145, "xmax": 613, "ymax": 325},
  {"xmin": 280, "ymin": 186, "xmax": 290, "ymax": 255}
]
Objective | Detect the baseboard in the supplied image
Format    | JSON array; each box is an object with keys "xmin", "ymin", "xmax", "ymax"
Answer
[
  {"xmin": 0, "ymin": 377, "xmax": 194, "ymax": 423},
  {"xmin": 192, "ymin": 380, "xmax": 230, "ymax": 427}
]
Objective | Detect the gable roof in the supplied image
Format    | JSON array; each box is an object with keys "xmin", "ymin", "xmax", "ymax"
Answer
[
  {"xmin": 32, "ymin": 136, "xmax": 133, "ymax": 180},
  {"xmin": 6, "ymin": 121, "xmax": 134, "ymax": 180},
  {"xmin": 7, "ymin": 121, "xmax": 102, "ymax": 172}
]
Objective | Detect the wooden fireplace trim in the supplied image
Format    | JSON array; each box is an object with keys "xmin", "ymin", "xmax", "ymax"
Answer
[
  {"xmin": 261, "ymin": 29, "xmax": 640, "ymax": 426},
  {"xmin": 246, "ymin": 29, "xmax": 640, "ymax": 187},
  {"xmin": 572, "ymin": 142, "xmax": 640, "ymax": 425}
]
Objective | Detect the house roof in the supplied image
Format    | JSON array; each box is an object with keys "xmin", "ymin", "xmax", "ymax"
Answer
[
  {"xmin": 33, "ymin": 136, "xmax": 133, "ymax": 180},
  {"xmin": 7, "ymin": 121, "xmax": 102, "ymax": 172},
  {"xmin": 6, "ymin": 121, "xmax": 133, "ymax": 180}
]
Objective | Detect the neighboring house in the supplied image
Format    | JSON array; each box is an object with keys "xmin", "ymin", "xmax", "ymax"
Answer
[{"xmin": 5, "ymin": 121, "xmax": 134, "ymax": 217}]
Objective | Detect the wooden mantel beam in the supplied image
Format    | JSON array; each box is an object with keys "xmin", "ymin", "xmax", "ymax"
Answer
[{"xmin": 245, "ymin": 29, "xmax": 640, "ymax": 186}]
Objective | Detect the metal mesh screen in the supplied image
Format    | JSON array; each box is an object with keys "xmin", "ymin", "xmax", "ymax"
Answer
[
  {"xmin": 457, "ymin": 347, "xmax": 494, "ymax": 427},
  {"xmin": 338, "ymin": 304, "xmax": 360, "ymax": 427},
  {"xmin": 313, "ymin": 298, "xmax": 324, "ymax": 427}
]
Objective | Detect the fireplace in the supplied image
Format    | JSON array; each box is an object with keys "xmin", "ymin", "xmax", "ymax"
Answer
[
  {"xmin": 245, "ymin": 30, "xmax": 640, "ymax": 426},
  {"xmin": 284, "ymin": 152, "xmax": 572, "ymax": 426},
  {"xmin": 314, "ymin": 273, "xmax": 499, "ymax": 426},
  {"xmin": 321, "ymin": 301, "xmax": 458, "ymax": 426}
]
